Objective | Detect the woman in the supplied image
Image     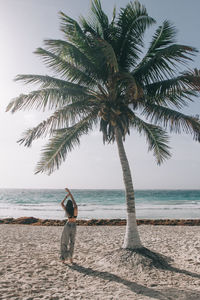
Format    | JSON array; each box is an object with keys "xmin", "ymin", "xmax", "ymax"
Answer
[{"xmin": 60, "ymin": 188, "xmax": 78, "ymax": 264}]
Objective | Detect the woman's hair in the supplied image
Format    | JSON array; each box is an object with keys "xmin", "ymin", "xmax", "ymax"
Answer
[{"xmin": 65, "ymin": 199, "xmax": 74, "ymax": 217}]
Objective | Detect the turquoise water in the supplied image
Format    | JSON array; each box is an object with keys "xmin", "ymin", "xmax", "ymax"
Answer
[{"xmin": 0, "ymin": 189, "xmax": 200, "ymax": 220}]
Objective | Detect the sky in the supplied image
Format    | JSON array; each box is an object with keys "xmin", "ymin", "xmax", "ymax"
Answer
[{"xmin": 0, "ymin": 0, "xmax": 200, "ymax": 190}]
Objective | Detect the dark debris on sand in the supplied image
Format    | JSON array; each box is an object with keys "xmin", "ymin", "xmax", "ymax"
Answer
[{"xmin": 0, "ymin": 217, "xmax": 200, "ymax": 226}]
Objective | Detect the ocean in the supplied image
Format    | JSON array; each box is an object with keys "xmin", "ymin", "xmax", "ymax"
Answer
[{"xmin": 0, "ymin": 189, "xmax": 200, "ymax": 220}]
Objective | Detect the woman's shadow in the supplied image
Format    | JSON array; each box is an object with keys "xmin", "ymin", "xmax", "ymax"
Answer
[{"xmin": 68, "ymin": 263, "xmax": 167, "ymax": 300}]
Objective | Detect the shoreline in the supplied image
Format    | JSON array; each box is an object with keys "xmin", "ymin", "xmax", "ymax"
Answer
[{"xmin": 0, "ymin": 216, "xmax": 200, "ymax": 226}]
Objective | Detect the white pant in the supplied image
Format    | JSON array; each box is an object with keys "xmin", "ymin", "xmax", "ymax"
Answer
[{"xmin": 60, "ymin": 222, "xmax": 77, "ymax": 260}]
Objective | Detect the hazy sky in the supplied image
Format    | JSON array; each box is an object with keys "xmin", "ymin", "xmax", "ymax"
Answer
[{"xmin": 0, "ymin": 0, "xmax": 200, "ymax": 189}]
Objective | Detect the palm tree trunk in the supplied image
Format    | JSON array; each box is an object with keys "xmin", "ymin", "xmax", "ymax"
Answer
[{"xmin": 115, "ymin": 127, "xmax": 142, "ymax": 249}]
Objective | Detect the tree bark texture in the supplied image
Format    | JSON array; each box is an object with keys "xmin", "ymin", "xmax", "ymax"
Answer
[{"xmin": 115, "ymin": 128, "xmax": 142, "ymax": 249}]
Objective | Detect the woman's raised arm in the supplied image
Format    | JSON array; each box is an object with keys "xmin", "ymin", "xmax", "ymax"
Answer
[
  {"xmin": 65, "ymin": 188, "xmax": 78, "ymax": 216},
  {"xmin": 61, "ymin": 193, "xmax": 70, "ymax": 210}
]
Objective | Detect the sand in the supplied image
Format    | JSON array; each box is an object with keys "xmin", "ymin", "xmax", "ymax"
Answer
[{"xmin": 0, "ymin": 224, "xmax": 200, "ymax": 300}]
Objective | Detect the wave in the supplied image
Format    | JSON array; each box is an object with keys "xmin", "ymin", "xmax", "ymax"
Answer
[{"xmin": 1, "ymin": 188, "xmax": 200, "ymax": 219}]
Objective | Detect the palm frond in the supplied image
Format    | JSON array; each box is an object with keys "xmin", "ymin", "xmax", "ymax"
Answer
[
  {"xmin": 149, "ymin": 20, "xmax": 177, "ymax": 52},
  {"xmin": 43, "ymin": 39, "xmax": 102, "ymax": 79},
  {"xmin": 59, "ymin": 12, "xmax": 82, "ymax": 41},
  {"xmin": 135, "ymin": 21, "xmax": 197, "ymax": 84},
  {"xmin": 59, "ymin": 11, "xmax": 98, "ymax": 57},
  {"xmin": 80, "ymin": 0, "xmax": 109, "ymax": 39},
  {"xmin": 111, "ymin": 5, "xmax": 116, "ymax": 25},
  {"xmin": 131, "ymin": 114, "xmax": 171, "ymax": 164},
  {"xmin": 147, "ymin": 90, "xmax": 196, "ymax": 110},
  {"xmin": 116, "ymin": 0, "xmax": 155, "ymax": 70},
  {"xmin": 80, "ymin": 16, "xmax": 99, "ymax": 36},
  {"xmin": 145, "ymin": 74, "xmax": 198, "ymax": 108},
  {"xmin": 143, "ymin": 103, "xmax": 200, "ymax": 141},
  {"xmin": 135, "ymin": 45, "xmax": 197, "ymax": 85},
  {"xmin": 14, "ymin": 74, "xmax": 84, "ymax": 89},
  {"xmin": 13, "ymin": 74, "xmax": 92, "ymax": 95},
  {"xmin": 6, "ymin": 89, "xmax": 64, "ymax": 113},
  {"xmin": 95, "ymin": 38, "xmax": 118, "ymax": 73},
  {"xmin": 181, "ymin": 68, "xmax": 200, "ymax": 91},
  {"xmin": 145, "ymin": 74, "xmax": 197, "ymax": 96},
  {"xmin": 17, "ymin": 100, "xmax": 98, "ymax": 146},
  {"xmin": 35, "ymin": 114, "xmax": 97, "ymax": 174},
  {"xmin": 91, "ymin": 0, "xmax": 109, "ymax": 34},
  {"xmin": 34, "ymin": 47, "xmax": 97, "ymax": 86},
  {"xmin": 6, "ymin": 85, "xmax": 92, "ymax": 113}
]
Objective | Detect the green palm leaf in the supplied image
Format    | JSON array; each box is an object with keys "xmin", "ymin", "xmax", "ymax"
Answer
[
  {"xmin": 116, "ymin": 1, "xmax": 155, "ymax": 70},
  {"xmin": 59, "ymin": 11, "xmax": 103, "ymax": 62},
  {"xmin": 145, "ymin": 74, "xmax": 197, "ymax": 97},
  {"xmin": 130, "ymin": 113, "xmax": 171, "ymax": 164},
  {"xmin": 14, "ymin": 74, "xmax": 88, "ymax": 90},
  {"xmin": 145, "ymin": 75, "xmax": 198, "ymax": 108},
  {"xmin": 6, "ymin": 86, "xmax": 92, "ymax": 113},
  {"xmin": 43, "ymin": 39, "xmax": 105, "ymax": 81},
  {"xmin": 143, "ymin": 103, "xmax": 200, "ymax": 141},
  {"xmin": 95, "ymin": 38, "xmax": 119, "ymax": 73},
  {"xmin": 18, "ymin": 100, "xmax": 98, "ymax": 146},
  {"xmin": 90, "ymin": 0, "xmax": 109, "ymax": 36},
  {"xmin": 6, "ymin": 89, "xmax": 66, "ymax": 112},
  {"xmin": 34, "ymin": 47, "xmax": 97, "ymax": 86},
  {"xmin": 181, "ymin": 68, "xmax": 200, "ymax": 91},
  {"xmin": 135, "ymin": 21, "xmax": 197, "ymax": 84},
  {"xmin": 80, "ymin": 0, "xmax": 109, "ymax": 39},
  {"xmin": 35, "ymin": 114, "xmax": 97, "ymax": 174}
]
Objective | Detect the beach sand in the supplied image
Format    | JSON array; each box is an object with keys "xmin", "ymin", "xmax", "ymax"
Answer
[{"xmin": 0, "ymin": 224, "xmax": 200, "ymax": 300}]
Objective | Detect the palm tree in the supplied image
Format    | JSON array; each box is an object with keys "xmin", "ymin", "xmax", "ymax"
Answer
[{"xmin": 7, "ymin": 0, "xmax": 200, "ymax": 249}]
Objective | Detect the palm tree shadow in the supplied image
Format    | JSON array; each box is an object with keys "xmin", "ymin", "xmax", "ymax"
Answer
[
  {"xmin": 68, "ymin": 263, "xmax": 167, "ymax": 300},
  {"xmin": 67, "ymin": 248, "xmax": 200, "ymax": 300},
  {"xmin": 169, "ymin": 266, "xmax": 200, "ymax": 279},
  {"xmin": 126, "ymin": 247, "xmax": 200, "ymax": 279}
]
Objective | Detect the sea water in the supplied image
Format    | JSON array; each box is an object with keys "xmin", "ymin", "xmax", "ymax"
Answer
[{"xmin": 0, "ymin": 189, "xmax": 200, "ymax": 220}]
